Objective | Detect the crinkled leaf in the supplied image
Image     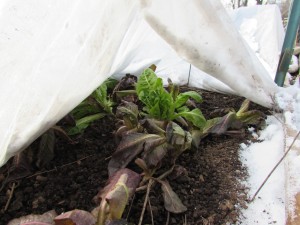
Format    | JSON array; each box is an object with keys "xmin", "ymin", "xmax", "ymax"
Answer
[
  {"xmin": 36, "ymin": 129, "xmax": 55, "ymax": 168},
  {"xmin": 97, "ymin": 169, "xmax": 140, "ymax": 224},
  {"xmin": 108, "ymin": 133, "xmax": 163, "ymax": 176},
  {"xmin": 210, "ymin": 112, "xmax": 237, "ymax": 135},
  {"xmin": 237, "ymin": 110, "xmax": 264, "ymax": 125},
  {"xmin": 68, "ymin": 113, "xmax": 106, "ymax": 135},
  {"xmin": 92, "ymin": 80, "xmax": 115, "ymax": 115},
  {"xmin": 116, "ymin": 102, "xmax": 139, "ymax": 129},
  {"xmin": 166, "ymin": 122, "xmax": 192, "ymax": 157},
  {"xmin": 160, "ymin": 180, "xmax": 187, "ymax": 213},
  {"xmin": 54, "ymin": 209, "xmax": 96, "ymax": 225},
  {"xmin": 166, "ymin": 122, "xmax": 186, "ymax": 146},
  {"xmin": 8, "ymin": 210, "xmax": 57, "ymax": 225},
  {"xmin": 140, "ymin": 118, "xmax": 166, "ymax": 135},
  {"xmin": 143, "ymin": 143, "xmax": 168, "ymax": 168},
  {"xmin": 136, "ymin": 69, "xmax": 174, "ymax": 120},
  {"xmin": 177, "ymin": 108, "xmax": 206, "ymax": 129},
  {"xmin": 175, "ymin": 91, "xmax": 202, "ymax": 108}
]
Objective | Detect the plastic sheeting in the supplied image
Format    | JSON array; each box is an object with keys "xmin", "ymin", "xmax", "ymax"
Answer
[{"xmin": 0, "ymin": 0, "xmax": 283, "ymax": 165}]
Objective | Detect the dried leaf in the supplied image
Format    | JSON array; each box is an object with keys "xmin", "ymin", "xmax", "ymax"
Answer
[
  {"xmin": 6, "ymin": 151, "xmax": 32, "ymax": 183},
  {"xmin": 8, "ymin": 210, "xmax": 57, "ymax": 225},
  {"xmin": 98, "ymin": 168, "xmax": 140, "ymax": 202},
  {"xmin": 141, "ymin": 118, "xmax": 166, "ymax": 135},
  {"xmin": 96, "ymin": 169, "xmax": 140, "ymax": 225},
  {"xmin": 209, "ymin": 112, "xmax": 237, "ymax": 135},
  {"xmin": 160, "ymin": 180, "xmax": 187, "ymax": 213},
  {"xmin": 54, "ymin": 209, "xmax": 96, "ymax": 225},
  {"xmin": 36, "ymin": 129, "xmax": 56, "ymax": 168},
  {"xmin": 142, "ymin": 144, "xmax": 168, "ymax": 168},
  {"xmin": 116, "ymin": 102, "xmax": 139, "ymax": 129},
  {"xmin": 108, "ymin": 133, "xmax": 163, "ymax": 176}
]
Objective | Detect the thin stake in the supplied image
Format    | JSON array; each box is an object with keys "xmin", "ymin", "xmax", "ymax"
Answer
[
  {"xmin": 4, "ymin": 182, "xmax": 16, "ymax": 212},
  {"xmin": 138, "ymin": 179, "xmax": 153, "ymax": 225},
  {"xmin": 250, "ymin": 130, "xmax": 300, "ymax": 202},
  {"xmin": 187, "ymin": 64, "xmax": 192, "ymax": 86},
  {"xmin": 148, "ymin": 197, "xmax": 154, "ymax": 225}
]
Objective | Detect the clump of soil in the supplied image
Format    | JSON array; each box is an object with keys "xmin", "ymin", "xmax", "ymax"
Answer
[{"xmin": 0, "ymin": 89, "xmax": 268, "ymax": 225}]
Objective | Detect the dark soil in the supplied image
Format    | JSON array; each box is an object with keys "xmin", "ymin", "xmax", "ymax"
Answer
[{"xmin": 0, "ymin": 89, "xmax": 269, "ymax": 225}]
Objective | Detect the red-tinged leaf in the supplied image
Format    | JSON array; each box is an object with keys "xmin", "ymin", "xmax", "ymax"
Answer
[
  {"xmin": 116, "ymin": 102, "xmax": 139, "ymax": 129},
  {"xmin": 142, "ymin": 144, "xmax": 168, "ymax": 168},
  {"xmin": 160, "ymin": 180, "xmax": 187, "ymax": 213},
  {"xmin": 108, "ymin": 133, "xmax": 163, "ymax": 176},
  {"xmin": 8, "ymin": 210, "xmax": 57, "ymax": 225},
  {"xmin": 98, "ymin": 169, "xmax": 140, "ymax": 200},
  {"xmin": 140, "ymin": 118, "xmax": 166, "ymax": 135},
  {"xmin": 96, "ymin": 169, "xmax": 140, "ymax": 224},
  {"xmin": 209, "ymin": 112, "xmax": 237, "ymax": 135},
  {"xmin": 54, "ymin": 209, "xmax": 95, "ymax": 225}
]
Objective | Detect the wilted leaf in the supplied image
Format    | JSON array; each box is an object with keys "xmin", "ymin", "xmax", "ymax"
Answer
[
  {"xmin": 97, "ymin": 169, "xmax": 140, "ymax": 225},
  {"xmin": 210, "ymin": 112, "xmax": 237, "ymax": 135},
  {"xmin": 108, "ymin": 133, "xmax": 163, "ymax": 176},
  {"xmin": 36, "ymin": 129, "xmax": 55, "ymax": 168},
  {"xmin": 237, "ymin": 110, "xmax": 265, "ymax": 125},
  {"xmin": 6, "ymin": 151, "xmax": 32, "ymax": 183},
  {"xmin": 54, "ymin": 209, "xmax": 96, "ymax": 225},
  {"xmin": 143, "ymin": 143, "xmax": 168, "ymax": 168},
  {"xmin": 135, "ymin": 158, "xmax": 150, "ymax": 174},
  {"xmin": 140, "ymin": 118, "xmax": 166, "ymax": 135},
  {"xmin": 8, "ymin": 210, "xmax": 57, "ymax": 225},
  {"xmin": 160, "ymin": 180, "xmax": 187, "ymax": 213},
  {"xmin": 116, "ymin": 102, "xmax": 139, "ymax": 129},
  {"xmin": 166, "ymin": 122, "xmax": 192, "ymax": 154}
]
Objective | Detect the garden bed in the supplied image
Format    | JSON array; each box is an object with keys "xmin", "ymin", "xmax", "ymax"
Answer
[{"xmin": 0, "ymin": 89, "xmax": 269, "ymax": 225}]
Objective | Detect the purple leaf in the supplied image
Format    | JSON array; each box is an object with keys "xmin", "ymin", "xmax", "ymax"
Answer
[
  {"xmin": 108, "ymin": 133, "xmax": 163, "ymax": 176},
  {"xmin": 160, "ymin": 180, "xmax": 187, "ymax": 213},
  {"xmin": 96, "ymin": 169, "xmax": 140, "ymax": 224}
]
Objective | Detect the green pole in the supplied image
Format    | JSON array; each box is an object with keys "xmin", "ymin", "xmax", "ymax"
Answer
[{"xmin": 274, "ymin": 0, "xmax": 300, "ymax": 87}]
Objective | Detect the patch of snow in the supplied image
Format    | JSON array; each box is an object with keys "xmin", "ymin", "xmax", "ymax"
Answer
[{"xmin": 239, "ymin": 116, "xmax": 285, "ymax": 225}]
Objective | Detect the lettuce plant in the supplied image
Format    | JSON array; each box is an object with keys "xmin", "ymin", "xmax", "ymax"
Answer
[
  {"xmin": 68, "ymin": 78, "xmax": 118, "ymax": 135},
  {"xmin": 136, "ymin": 68, "xmax": 206, "ymax": 129}
]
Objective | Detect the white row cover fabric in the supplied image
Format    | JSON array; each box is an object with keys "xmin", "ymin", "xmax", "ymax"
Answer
[{"xmin": 0, "ymin": 0, "xmax": 283, "ymax": 166}]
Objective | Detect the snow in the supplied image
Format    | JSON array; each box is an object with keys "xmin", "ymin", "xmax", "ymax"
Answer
[
  {"xmin": 238, "ymin": 83, "xmax": 300, "ymax": 224},
  {"xmin": 219, "ymin": 2, "xmax": 300, "ymax": 224},
  {"xmin": 239, "ymin": 116, "xmax": 285, "ymax": 224}
]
